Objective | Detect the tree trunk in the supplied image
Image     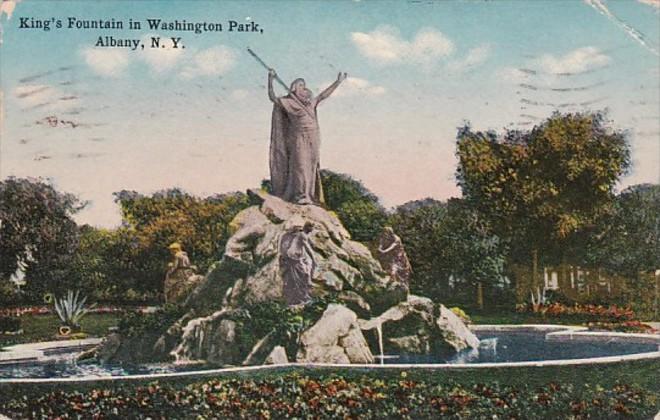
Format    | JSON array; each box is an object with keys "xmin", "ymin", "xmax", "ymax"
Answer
[
  {"xmin": 476, "ymin": 282, "xmax": 484, "ymax": 310},
  {"xmin": 532, "ymin": 248, "xmax": 539, "ymax": 293}
]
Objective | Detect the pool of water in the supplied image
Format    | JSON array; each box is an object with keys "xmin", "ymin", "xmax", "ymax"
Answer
[
  {"xmin": 0, "ymin": 330, "xmax": 657, "ymax": 379},
  {"xmin": 384, "ymin": 331, "xmax": 659, "ymax": 365},
  {"xmin": 0, "ymin": 359, "xmax": 213, "ymax": 379}
]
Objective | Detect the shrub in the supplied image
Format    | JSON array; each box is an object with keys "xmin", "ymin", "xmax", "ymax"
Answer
[
  {"xmin": 53, "ymin": 290, "xmax": 95, "ymax": 329},
  {"xmin": 1, "ymin": 374, "xmax": 656, "ymax": 419},
  {"xmin": 0, "ymin": 316, "xmax": 21, "ymax": 333},
  {"xmin": 117, "ymin": 303, "xmax": 186, "ymax": 338}
]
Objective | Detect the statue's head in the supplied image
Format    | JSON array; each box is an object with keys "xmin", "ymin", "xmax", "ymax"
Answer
[
  {"xmin": 290, "ymin": 78, "xmax": 312, "ymax": 103},
  {"xmin": 290, "ymin": 78, "xmax": 306, "ymax": 94},
  {"xmin": 381, "ymin": 226, "xmax": 395, "ymax": 241},
  {"xmin": 168, "ymin": 242, "xmax": 183, "ymax": 254}
]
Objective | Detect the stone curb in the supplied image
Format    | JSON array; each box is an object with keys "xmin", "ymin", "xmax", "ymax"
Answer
[
  {"xmin": 0, "ymin": 338, "xmax": 102, "ymax": 365},
  {"xmin": 0, "ymin": 326, "xmax": 657, "ymax": 384}
]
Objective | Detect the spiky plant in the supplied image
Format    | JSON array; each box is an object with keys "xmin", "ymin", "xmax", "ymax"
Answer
[{"xmin": 53, "ymin": 290, "xmax": 96, "ymax": 328}]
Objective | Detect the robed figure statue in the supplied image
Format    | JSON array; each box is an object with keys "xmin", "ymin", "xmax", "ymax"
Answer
[{"xmin": 268, "ymin": 70, "xmax": 347, "ymax": 205}]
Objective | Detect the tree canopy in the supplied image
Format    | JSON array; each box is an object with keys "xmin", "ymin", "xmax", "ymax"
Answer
[
  {"xmin": 456, "ymin": 112, "xmax": 630, "ymax": 269},
  {"xmin": 0, "ymin": 177, "xmax": 84, "ymax": 298},
  {"xmin": 320, "ymin": 170, "xmax": 388, "ymax": 243}
]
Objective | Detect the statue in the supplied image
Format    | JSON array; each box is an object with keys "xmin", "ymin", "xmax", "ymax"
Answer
[
  {"xmin": 268, "ymin": 69, "xmax": 347, "ymax": 205},
  {"xmin": 279, "ymin": 221, "xmax": 316, "ymax": 306},
  {"xmin": 377, "ymin": 227, "xmax": 413, "ymax": 286},
  {"xmin": 164, "ymin": 242, "xmax": 202, "ymax": 304}
]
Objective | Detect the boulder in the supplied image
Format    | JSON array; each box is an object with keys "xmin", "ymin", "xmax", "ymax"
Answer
[
  {"xmin": 264, "ymin": 346, "xmax": 288, "ymax": 365},
  {"xmin": 436, "ymin": 304, "xmax": 480, "ymax": 352},
  {"xmin": 297, "ymin": 304, "xmax": 373, "ymax": 364},
  {"xmin": 170, "ymin": 309, "xmax": 251, "ymax": 365},
  {"xmin": 359, "ymin": 295, "xmax": 479, "ymax": 355}
]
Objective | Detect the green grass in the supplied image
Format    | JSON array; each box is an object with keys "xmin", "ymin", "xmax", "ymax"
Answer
[
  {"xmin": 0, "ymin": 313, "xmax": 120, "ymax": 348},
  {"xmin": 469, "ymin": 311, "xmax": 576, "ymax": 325}
]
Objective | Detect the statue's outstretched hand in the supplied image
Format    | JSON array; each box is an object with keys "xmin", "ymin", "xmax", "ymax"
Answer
[
  {"xmin": 268, "ymin": 68, "xmax": 277, "ymax": 78},
  {"xmin": 337, "ymin": 72, "xmax": 347, "ymax": 82}
]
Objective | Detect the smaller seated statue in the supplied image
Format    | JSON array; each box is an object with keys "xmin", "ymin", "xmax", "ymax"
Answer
[
  {"xmin": 164, "ymin": 242, "xmax": 203, "ymax": 304},
  {"xmin": 377, "ymin": 226, "xmax": 412, "ymax": 286}
]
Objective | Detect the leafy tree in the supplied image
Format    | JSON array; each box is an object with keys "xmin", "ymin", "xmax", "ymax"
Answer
[
  {"xmin": 112, "ymin": 189, "xmax": 250, "ymax": 297},
  {"xmin": 442, "ymin": 199, "xmax": 509, "ymax": 307},
  {"xmin": 68, "ymin": 226, "xmax": 151, "ymax": 302},
  {"xmin": 320, "ymin": 169, "xmax": 388, "ymax": 242},
  {"xmin": 0, "ymin": 177, "xmax": 84, "ymax": 299},
  {"xmin": 388, "ymin": 198, "xmax": 507, "ymax": 306},
  {"xmin": 388, "ymin": 199, "xmax": 448, "ymax": 299},
  {"xmin": 586, "ymin": 184, "xmax": 659, "ymax": 277},
  {"xmin": 456, "ymin": 112, "xmax": 630, "ymax": 292}
]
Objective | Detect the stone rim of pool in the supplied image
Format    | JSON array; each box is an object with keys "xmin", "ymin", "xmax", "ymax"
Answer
[{"xmin": 0, "ymin": 324, "xmax": 658, "ymax": 384}]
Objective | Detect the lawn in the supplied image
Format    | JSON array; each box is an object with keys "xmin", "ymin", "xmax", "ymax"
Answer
[{"xmin": 0, "ymin": 313, "xmax": 120, "ymax": 348}]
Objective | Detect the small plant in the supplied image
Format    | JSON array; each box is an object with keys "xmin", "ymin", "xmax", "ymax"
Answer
[
  {"xmin": 450, "ymin": 307, "xmax": 471, "ymax": 324},
  {"xmin": 529, "ymin": 287, "xmax": 548, "ymax": 312},
  {"xmin": 53, "ymin": 290, "xmax": 96, "ymax": 333}
]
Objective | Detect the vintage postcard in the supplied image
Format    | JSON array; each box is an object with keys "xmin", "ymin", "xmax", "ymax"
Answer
[{"xmin": 0, "ymin": 0, "xmax": 658, "ymax": 418}]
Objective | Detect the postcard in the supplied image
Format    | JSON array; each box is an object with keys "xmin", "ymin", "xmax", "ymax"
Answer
[{"xmin": 0, "ymin": 0, "xmax": 658, "ymax": 418}]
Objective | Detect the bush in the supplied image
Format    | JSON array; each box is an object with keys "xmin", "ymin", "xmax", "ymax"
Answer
[
  {"xmin": 0, "ymin": 316, "xmax": 21, "ymax": 333},
  {"xmin": 117, "ymin": 304, "xmax": 186, "ymax": 338},
  {"xmin": 1, "ymin": 374, "xmax": 656, "ymax": 419}
]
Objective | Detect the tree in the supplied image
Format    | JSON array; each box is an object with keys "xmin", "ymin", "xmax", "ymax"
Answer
[
  {"xmin": 442, "ymin": 199, "xmax": 508, "ymax": 308},
  {"xmin": 456, "ymin": 112, "xmax": 630, "ymax": 294},
  {"xmin": 586, "ymin": 184, "xmax": 659, "ymax": 277},
  {"xmin": 388, "ymin": 199, "xmax": 449, "ymax": 299},
  {"xmin": 112, "ymin": 189, "xmax": 250, "ymax": 297},
  {"xmin": 320, "ymin": 169, "xmax": 388, "ymax": 242},
  {"xmin": 388, "ymin": 198, "xmax": 507, "ymax": 306},
  {"xmin": 0, "ymin": 177, "xmax": 84, "ymax": 299}
]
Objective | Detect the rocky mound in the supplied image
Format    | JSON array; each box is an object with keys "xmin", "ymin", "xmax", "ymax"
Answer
[{"xmin": 96, "ymin": 190, "xmax": 478, "ymax": 366}]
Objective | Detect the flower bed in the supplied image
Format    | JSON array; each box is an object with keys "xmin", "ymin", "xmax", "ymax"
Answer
[
  {"xmin": 0, "ymin": 306, "xmax": 152, "ymax": 318},
  {"xmin": 1, "ymin": 373, "xmax": 657, "ymax": 419},
  {"xmin": 518, "ymin": 303, "xmax": 657, "ymax": 333}
]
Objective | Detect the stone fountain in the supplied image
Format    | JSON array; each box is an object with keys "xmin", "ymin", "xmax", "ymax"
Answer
[{"xmin": 94, "ymin": 190, "xmax": 479, "ymax": 365}]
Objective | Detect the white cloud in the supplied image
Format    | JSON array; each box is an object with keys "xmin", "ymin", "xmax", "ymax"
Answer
[
  {"xmin": 82, "ymin": 48, "xmax": 129, "ymax": 77},
  {"xmin": 537, "ymin": 46, "xmax": 610, "ymax": 74},
  {"xmin": 140, "ymin": 35, "xmax": 183, "ymax": 72},
  {"xmin": 180, "ymin": 46, "xmax": 236, "ymax": 79},
  {"xmin": 351, "ymin": 26, "xmax": 454, "ymax": 65},
  {"xmin": 318, "ymin": 77, "xmax": 386, "ymax": 97},
  {"xmin": 447, "ymin": 44, "xmax": 491, "ymax": 72}
]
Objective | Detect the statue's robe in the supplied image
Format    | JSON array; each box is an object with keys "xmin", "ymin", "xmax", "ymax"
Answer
[
  {"xmin": 164, "ymin": 251, "xmax": 201, "ymax": 303},
  {"xmin": 279, "ymin": 230, "xmax": 316, "ymax": 305},
  {"xmin": 270, "ymin": 95, "xmax": 324, "ymax": 205}
]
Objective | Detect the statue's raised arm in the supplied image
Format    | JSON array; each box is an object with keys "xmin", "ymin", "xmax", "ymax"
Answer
[
  {"xmin": 267, "ymin": 69, "xmax": 281, "ymax": 105},
  {"xmin": 316, "ymin": 72, "xmax": 347, "ymax": 104}
]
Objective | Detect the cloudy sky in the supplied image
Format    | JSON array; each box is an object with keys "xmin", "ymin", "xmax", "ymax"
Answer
[{"xmin": 1, "ymin": 0, "xmax": 658, "ymax": 227}]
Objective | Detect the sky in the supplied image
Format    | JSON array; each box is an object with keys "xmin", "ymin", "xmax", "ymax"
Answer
[{"xmin": 1, "ymin": 0, "xmax": 658, "ymax": 227}]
